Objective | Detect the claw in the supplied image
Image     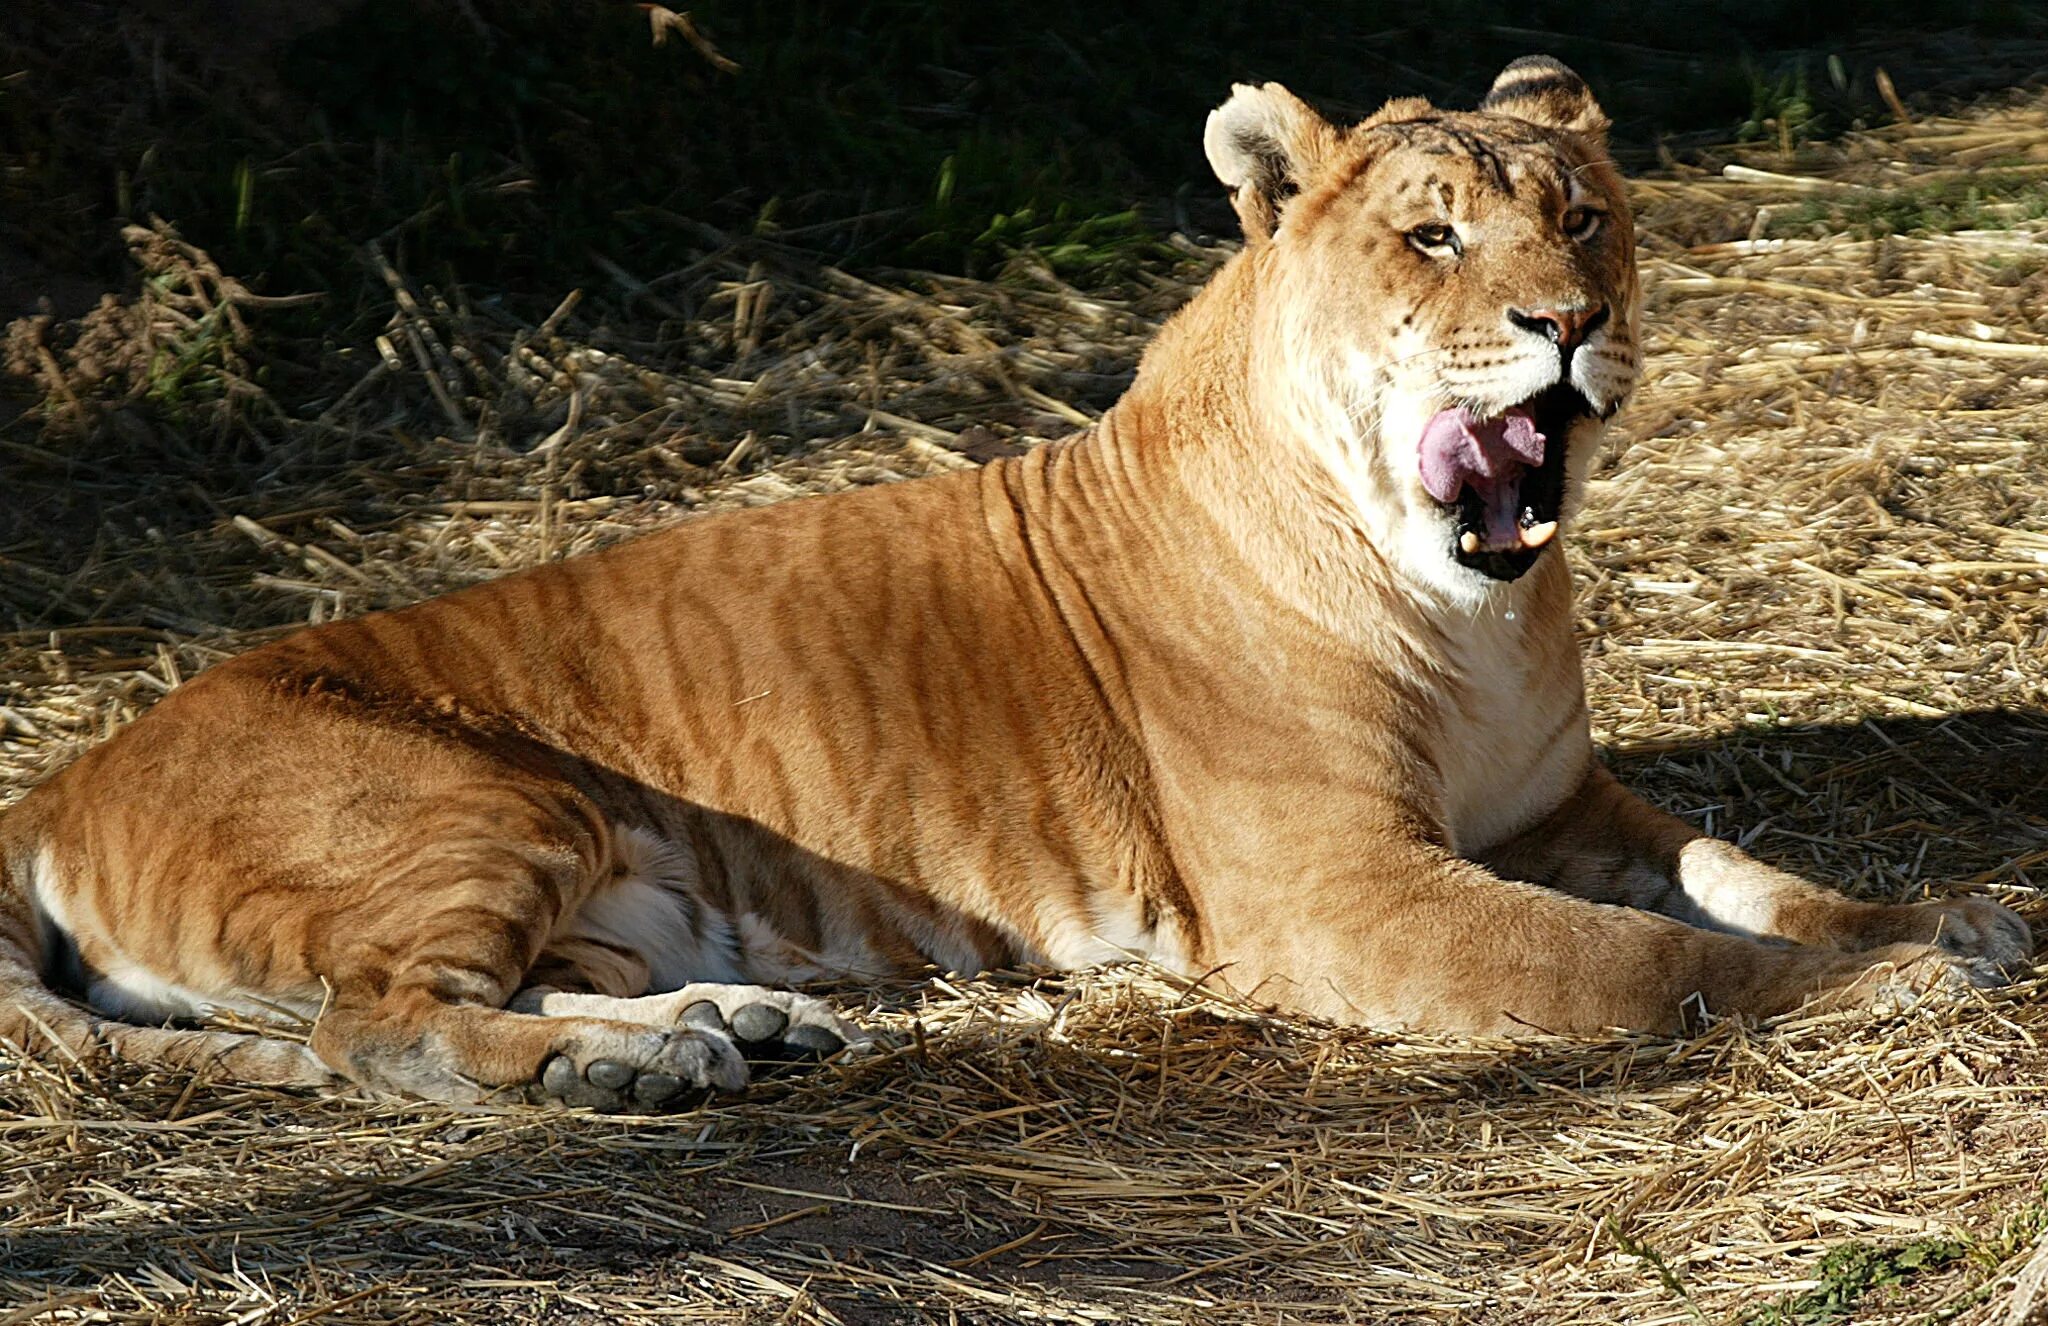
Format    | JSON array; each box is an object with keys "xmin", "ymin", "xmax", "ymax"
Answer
[{"xmin": 783, "ymin": 1023, "xmax": 847, "ymax": 1057}]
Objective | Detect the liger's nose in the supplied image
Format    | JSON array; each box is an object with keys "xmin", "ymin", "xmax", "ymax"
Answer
[{"xmin": 1509, "ymin": 303, "xmax": 1609, "ymax": 350}]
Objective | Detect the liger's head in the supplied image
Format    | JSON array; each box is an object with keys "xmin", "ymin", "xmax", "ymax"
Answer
[{"xmin": 1204, "ymin": 56, "xmax": 1641, "ymax": 596}]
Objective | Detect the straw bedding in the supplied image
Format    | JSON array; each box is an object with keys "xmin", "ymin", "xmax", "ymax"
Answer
[{"xmin": 2, "ymin": 99, "xmax": 2045, "ymax": 1325}]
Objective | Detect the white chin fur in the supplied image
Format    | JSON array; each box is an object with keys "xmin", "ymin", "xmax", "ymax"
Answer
[
  {"xmin": 1311, "ymin": 326, "xmax": 1633, "ymax": 604},
  {"xmin": 1308, "ymin": 380, "xmax": 1492, "ymax": 606}
]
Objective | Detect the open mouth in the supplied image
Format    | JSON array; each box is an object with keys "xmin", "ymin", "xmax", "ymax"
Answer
[{"xmin": 1417, "ymin": 384, "xmax": 1591, "ymax": 582}]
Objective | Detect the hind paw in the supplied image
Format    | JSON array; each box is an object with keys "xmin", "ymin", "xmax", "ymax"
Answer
[{"xmin": 511, "ymin": 982, "xmax": 871, "ymax": 1110}]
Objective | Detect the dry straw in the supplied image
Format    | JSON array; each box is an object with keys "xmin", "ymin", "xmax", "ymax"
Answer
[{"xmin": 2, "ymin": 95, "xmax": 2046, "ymax": 1325}]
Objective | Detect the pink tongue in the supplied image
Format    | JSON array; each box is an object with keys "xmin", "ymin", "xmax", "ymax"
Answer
[{"xmin": 1417, "ymin": 406, "xmax": 1547, "ymax": 549}]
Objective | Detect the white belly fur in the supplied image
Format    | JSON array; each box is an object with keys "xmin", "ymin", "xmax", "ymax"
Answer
[{"xmin": 570, "ymin": 826, "xmax": 1184, "ymax": 988}]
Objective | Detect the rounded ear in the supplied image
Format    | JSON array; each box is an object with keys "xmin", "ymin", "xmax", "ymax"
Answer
[
  {"xmin": 1480, "ymin": 55, "xmax": 1609, "ymax": 142},
  {"xmin": 1203, "ymin": 82, "xmax": 1338, "ymax": 243}
]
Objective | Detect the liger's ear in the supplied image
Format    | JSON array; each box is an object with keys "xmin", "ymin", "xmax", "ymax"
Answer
[
  {"xmin": 1204, "ymin": 82, "xmax": 1339, "ymax": 243},
  {"xmin": 1480, "ymin": 55, "xmax": 1609, "ymax": 142}
]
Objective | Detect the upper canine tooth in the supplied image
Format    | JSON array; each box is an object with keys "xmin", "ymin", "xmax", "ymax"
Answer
[
  {"xmin": 1520, "ymin": 520, "xmax": 1559, "ymax": 549},
  {"xmin": 1459, "ymin": 531, "xmax": 1481, "ymax": 555}
]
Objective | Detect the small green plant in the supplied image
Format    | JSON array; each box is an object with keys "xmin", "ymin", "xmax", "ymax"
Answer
[
  {"xmin": 1935, "ymin": 1190, "xmax": 2048, "ymax": 1319},
  {"xmin": 1609, "ymin": 1218, "xmax": 1707, "ymax": 1323},
  {"xmin": 980, "ymin": 207, "xmax": 1165, "ymax": 282},
  {"xmin": 142, "ymin": 304, "xmax": 240, "ymax": 411},
  {"xmin": 905, "ymin": 128, "xmax": 1164, "ymax": 279},
  {"xmin": 1743, "ymin": 1236, "xmax": 1967, "ymax": 1326},
  {"xmin": 1769, "ymin": 173, "xmax": 2048, "ymax": 239},
  {"xmin": 1739, "ymin": 59, "xmax": 1822, "ymax": 154}
]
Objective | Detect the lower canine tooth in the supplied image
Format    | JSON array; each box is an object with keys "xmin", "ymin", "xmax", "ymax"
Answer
[
  {"xmin": 1520, "ymin": 520, "xmax": 1559, "ymax": 549},
  {"xmin": 1459, "ymin": 531, "xmax": 1481, "ymax": 555}
]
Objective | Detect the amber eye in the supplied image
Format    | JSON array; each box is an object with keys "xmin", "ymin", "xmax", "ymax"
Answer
[
  {"xmin": 1407, "ymin": 223, "xmax": 1461, "ymax": 256},
  {"xmin": 1563, "ymin": 207, "xmax": 1604, "ymax": 240}
]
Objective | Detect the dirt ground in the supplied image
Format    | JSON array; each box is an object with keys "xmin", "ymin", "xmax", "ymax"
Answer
[{"xmin": 2, "ymin": 84, "xmax": 2047, "ymax": 1326}]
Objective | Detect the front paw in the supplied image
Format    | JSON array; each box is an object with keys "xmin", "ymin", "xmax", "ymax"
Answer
[
  {"xmin": 1813, "ymin": 941, "xmax": 2023, "ymax": 1017},
  {"xmin": 1905, "ymin": 897, "xmax": 2033, "ymax": 973}
]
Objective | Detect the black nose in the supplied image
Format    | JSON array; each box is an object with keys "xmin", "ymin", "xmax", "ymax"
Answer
[{"xmin": 1508, "ymin": 304, "xmax": 1609, "ymax": 351}]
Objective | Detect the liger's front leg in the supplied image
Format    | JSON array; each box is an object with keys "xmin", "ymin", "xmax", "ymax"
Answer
[{"xmin": 1481, "ymin": 764, "xmax": 2034, "ymax": 974}]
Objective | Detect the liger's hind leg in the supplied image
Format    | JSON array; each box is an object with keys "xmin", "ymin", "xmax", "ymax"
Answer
[
  {"xmin": 497, "ymin": 822, "xmax": 874, "ymax": 1107},
  {"xmin": 306, "ymin": 784, "xmax": 752, "ymax": 1110}
]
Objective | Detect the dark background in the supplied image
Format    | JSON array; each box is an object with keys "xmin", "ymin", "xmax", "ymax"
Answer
[{"xmin": 3, "ymin": 0, "xmax": 2044, "ymax": 318}]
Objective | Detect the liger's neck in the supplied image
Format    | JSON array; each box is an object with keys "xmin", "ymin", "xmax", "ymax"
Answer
[{"xmin": 1085, "ymin": 247, "xmax": 1549, "ymax": 653}]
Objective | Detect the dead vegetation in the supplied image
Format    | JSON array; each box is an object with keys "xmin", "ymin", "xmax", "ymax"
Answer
[{"xmin": 1, "ymin": 96, "xmax": 2047, "ymax": 1326}]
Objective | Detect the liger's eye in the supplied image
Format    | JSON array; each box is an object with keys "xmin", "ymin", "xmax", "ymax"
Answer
[
  {"xmin": 1407, "ymin": 223, "xmax": 1461, "ymax": 256},
  {"xmin": 1563, "ymin": 207, "xmax": 1603, "ymax": 240}
]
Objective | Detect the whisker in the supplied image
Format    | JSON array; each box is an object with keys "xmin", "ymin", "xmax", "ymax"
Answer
[{"xmin": 1378, "ymin": 344, "xmax": 1455, "ymax": 371}]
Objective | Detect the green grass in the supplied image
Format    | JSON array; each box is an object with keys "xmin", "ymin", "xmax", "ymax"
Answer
[
  {"xmin": 1738, "ymin": 59, "xmax": 1823, "ymax": 153},
  {"xmin": 1743, "ymin": 1236, "xmax": 1969, "ymax": 1326},
  {"xmin": 1610, "ymin": 1218, "xmax": 1708, "ymax": 1322},
  {"xmin": 1742, "ymin": 1188, "xmax": 2048, "ymax": 1326},
  {"xmin": 1770, "ymin": 173, "xmax": 2048, "ymax": 240}
]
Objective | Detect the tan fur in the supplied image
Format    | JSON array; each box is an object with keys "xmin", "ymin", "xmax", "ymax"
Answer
[{"xmin": 0, "ymin": 59, "xmax": 2031, "ymax": 1105}]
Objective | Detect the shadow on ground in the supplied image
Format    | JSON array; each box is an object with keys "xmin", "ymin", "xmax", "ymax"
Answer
[{"xmin": 0, "ymin": 706, "xmax": 2040, "ymax": 1322}]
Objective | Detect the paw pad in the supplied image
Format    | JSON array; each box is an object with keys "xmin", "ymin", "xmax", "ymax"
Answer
[{"xmin": 533, "ymin": 1027, "xmax": 741, "ymax": 1113}]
